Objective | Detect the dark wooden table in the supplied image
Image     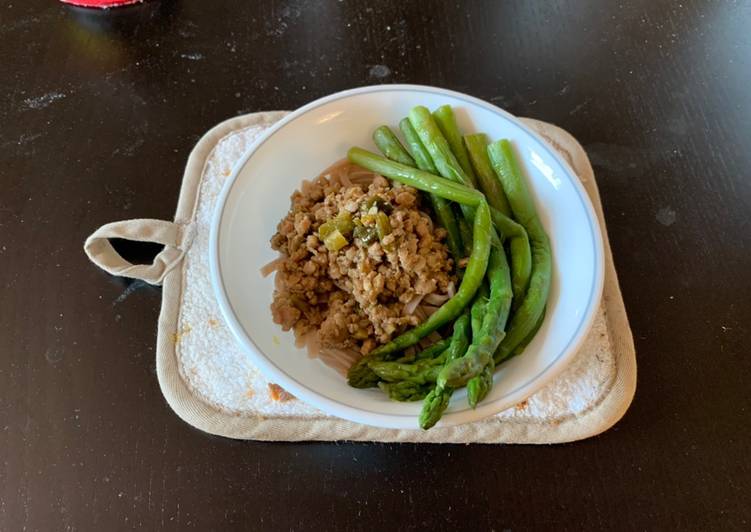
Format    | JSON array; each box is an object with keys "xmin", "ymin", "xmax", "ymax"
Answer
[{"xmin": 2, "ymin": 0, "xmax": 750, "ymax": 529}]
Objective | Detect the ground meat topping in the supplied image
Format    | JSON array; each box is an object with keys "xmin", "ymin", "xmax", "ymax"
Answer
[{"xmin": 269, "ymin": 162, "xmax": 456, "ymax": 355}]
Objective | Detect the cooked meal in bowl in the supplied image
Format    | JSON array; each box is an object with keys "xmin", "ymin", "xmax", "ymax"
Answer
[{"xmin": 263, "ymin": 104, "xmax": 552, "ymax": 429}]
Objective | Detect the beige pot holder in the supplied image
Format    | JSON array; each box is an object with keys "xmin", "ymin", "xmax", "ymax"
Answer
[{"xmin": 84, "ymin": 111, "xmax": 636, "ymax": 443}]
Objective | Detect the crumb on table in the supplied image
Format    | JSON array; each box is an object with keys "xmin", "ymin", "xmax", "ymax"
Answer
[
  {"xmin": 170, "ymin": 324, "xmax": 192, "ymax": 344},
  {"xmin": 268, "ymin": 383, "xmax": 295, "ymax": 402}
]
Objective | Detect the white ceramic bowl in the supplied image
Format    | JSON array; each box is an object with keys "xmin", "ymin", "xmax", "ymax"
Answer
[{"xmin": 210, "ymin": 85, "xmax": 604, "ymax": 429}]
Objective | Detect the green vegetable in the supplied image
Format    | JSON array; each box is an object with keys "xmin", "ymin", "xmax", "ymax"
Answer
[
  {"xmin": 369, "ymin": 350, "xmax": 448, "ymax": 383},
  {"xmin": 467, "ymin": 286, "xmax": 492, "ymax": 418},
  {"xmin": 488, "ymin": 140, "xmax": 552, "ymax": 364},
  {"xmin": 347, "ymin": 148, "xmax": 485, "ymax": 207},
  {"xmin": 470, "ymin": 284, "xmax": 489, "ymax": 339},
  {"xmin": 432, "ymin": 105, "xmax": 478, "ymax": 187},
  {"xmin": 490, "ymin": 208, "xmax": 532, "ymax": 306},
  {"xmin": 398, "ymin": 117, "xmax": 464, "ymax": 260},
  {"xmin": 418, "ymin": 313, "xmax": 471, "ymax": 429},
  {"xmin": 464, "ymin": 133, "xmax": 512, "ymax": 216},
  {"xmin": 438, "ymin": 244, "xmax": 512, "ymax": 389},
  {"xmin": 408, "ymin": 106, "xmax": 478, "ymax": 230},
  {"xmin": 353, "ymin": 223, "xmax": 378, "ymax": 245},
  {"xmin": 410, "ymin": 105, "xmax": 475, "ymax": 189},
  {"xmin": 378, "ymin": 381, "xmax": 432, "ymax": 402},
  {"xmin": 419, "ymin": 388, "xmax": 451, "ymax": 427},
  {"xmin": 456, "ymin": 212, "xmax": 473, "ymax": 253},
  {"xmin": 511, "ymin": 306, "xmax": 545, "ymax": 357},
  {"xmin": 404, "ymin": 106, "xmax": 528, "ymax": 297},
  {"xmin": 375, "ymin": 211, "xmax": 391, "ymax": 241},
  {"xmin": 409, "ymin": 106, "xmax": 518, "ymax": 309},
  {"xmin": 364, "ymin": 201, "xmax": 491, "ymax": 357},
  {"xmin": 399, "ymin": 118, "xmax": 438, "ymax": 173},
  {"xmin": 442, "ymin": 313, "xmax": 472, "ymax": 363},
  {"xmin": 453, "ymin": 128, "xmax": 532, "ymax": 304},
  {"xmin": 318, "ymin": 222, "xmax": 334, "ymax": 240},
  {"xmin": 337, "ymin": 211, "xmax": 355, "ymax": 235},
  {"xmin": 353, "ymin": 196, "xmax": 394, "ymax": 248},
  {"xmin": 347, "ymin": 338, "xmax": 450, "ymax": 389},
  {"xmin": 346, "ymin": 356, "xmax": 384, "ymax": 389},
  {"xmin": 362, "ymin": 196, "xmax": 393, "ymax": 215},
  {"xmin": 465, "ymin": 267, "xmax": 500, "ymax": 409},
  {"xmin": 396, "ymin": 337, "xmax": 451, "ymax": 363},
  {"xmin": 318, "ymin": 212, "xmax": 354, "ymax": 242},
  {"xmin": 323, "ymin": 229, "xmax": 348, "ymax": 252},
  {"xmin": 410, "ymin": 108, "xmax": 528, "ymax": 308},
  {"xmin": 394, "ymin": 364, "xmax": 443, "ymax": 386},
  {"xmin": 416, "ymin": 340, "xmax": 448, "ymax": 359},
  {"xmin": 488, "ymin": 140, "xmax": 541, "ymax": 227},
  {"xmin": 372, "ymin": 126, "xmax": 416, "ymax": 166},
  {"xmin": 467, "ymin": 361, "xmax": 494, "ymax": 407}
]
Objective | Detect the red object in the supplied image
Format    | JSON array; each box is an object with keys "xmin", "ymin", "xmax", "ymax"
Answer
[{"xmin": 60, "ymin": 0, "xmax": 143, "ymax": 8}]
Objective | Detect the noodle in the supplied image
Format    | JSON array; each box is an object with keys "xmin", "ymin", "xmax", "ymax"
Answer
[
  {"xmin": 420, "ymin": 304, "xmax": 441, "ymax": 317},
  {"xmin": 339, "ymin": 172, "xmax": 353, "ymax": 187},
  {"xmin": 423, "ymin": 292, "xmax": 450, "ymax": 305},
  {"xmin": 274, "ymin": 270, "xmax": 285, "ymax": 291},
  {"xmin": 349, "ymin": 174, "xmax": 377, "ymax": 186},
  {"xmin": 404, "ymin": 293, "xmax": 425, "ymax": 315},
  {"xmin": 304, "ymin": 331, "xmax": 321, "ymax": 357},
  {"xmin": 260, "ymin": 256, "xmax": 286, "ymax": 277},
  {"xmin": 318, "ymin": 346, "xmax": 360, "ymax": 376}
]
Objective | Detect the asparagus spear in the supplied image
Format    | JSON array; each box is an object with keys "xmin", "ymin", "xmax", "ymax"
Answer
[
  {"xmin": 438, "ymin": 245, "xmax": 513, "ymax": 389},
  {"xmin": 372, "ymin": 126, "xmax": 415, "ymax": 166},
  {"xmin": 347, "ymin": 338, "xmax": 449, "ymax": 389},
  {"xmin": 470, "ymin": 283, "xmax": 489, "ymax": 338},
  {"xmin": 369, "ymin": 350, "xmax": 449, "ymax": 383},
  {"xmin": 463, "ymin": 133, "xmax": 512, "ymax": 216},
  {"xmin": 432, "ymin": 104, "xmax": 478, "ymax": 187},
  {"xmin": 488, "ymin": 140, "xmax": 552, "ymax": 364},
  {"xmin": 468, "ymin": 307, "xmax": 545, "ymax": 403},
  {"xmin": 467, "ymin": 361, "xmax": 494, "ymax": 407},
  {"xmin": 378, "ymin": 381, "xmax": 432, "ymax": 402},
  {"xmin": 396, "ymin": 337, "xmax": 451, "ymax": 363},
  {"xmin": 466, "ymin": 283, "xmax": 493, "ymax": 407},
  {"xmin": 418, "ymin": 313, "xmax": 471, "ymax": 429},
  {"xmin": 396, "ymin": 119, "xmax": 464, "ymax": 260}
]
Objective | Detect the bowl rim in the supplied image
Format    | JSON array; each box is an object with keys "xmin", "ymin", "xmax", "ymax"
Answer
[{"xmin": 209, "ymin": 84, "xmax": 605, "ymax": 429}]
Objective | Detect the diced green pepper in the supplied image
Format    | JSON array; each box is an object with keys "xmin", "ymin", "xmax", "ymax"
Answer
[
  {"xmin": 379, "ymin": 199, "xmax": 394, "ymax": 215},
  {"xmin": 375, "ymin": 211, "xmax": 392, "ymax": 241},
  {"xmin": 323, "ymin": 229, "xmax": 348, "ymax": 251},
  {"xmin": 353, "ymin": 329, "xmax": 370, "ymax": 340},
  {"xmin": 354, "ymin": 224, "xmax": 378, "ymax": 245},
  {"xmin": 361, "ymin": 196, "xmax": 393, "ymax": 215},
  {"xmin": 319, "ymin": 212, "xmax": 354, "ymax": 242},
  {"xmin": 318, "ymin": 221, "xmax": 335, "ymax": 240},
  {"xmin": 333, "ymin": 211, "xmax": 354, "ymax": 236}
]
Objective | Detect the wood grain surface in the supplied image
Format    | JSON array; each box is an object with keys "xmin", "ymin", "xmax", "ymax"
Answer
[{"xmin": 1, "ymin": 0, "xmax": 749, "ymax": 530}]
